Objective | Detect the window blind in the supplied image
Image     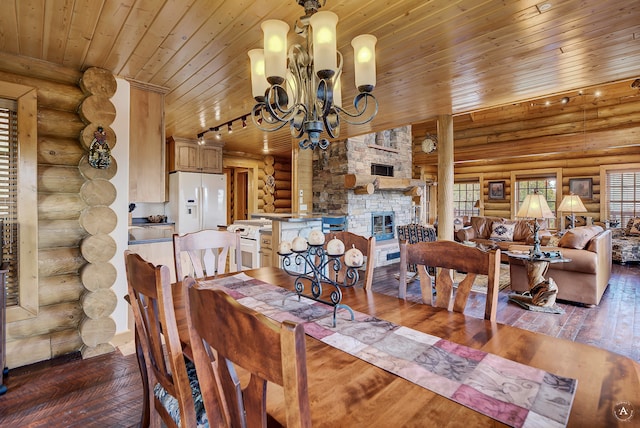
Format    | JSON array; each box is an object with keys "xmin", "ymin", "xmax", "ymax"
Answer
[
  {"xmin": 606, "ymin": 170, "xmax": 640, "ymax": 226},
  {"xmin": 0, "ymin": 104, "xmax": 19, "ymax": 306}
]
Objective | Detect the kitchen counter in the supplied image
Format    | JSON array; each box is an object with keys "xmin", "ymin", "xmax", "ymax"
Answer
[
  {"xmin": 128, "ymin": 226, "xmax": 174, "ymax": 244},
  {"xmin": 250, "ymin": 213, "xmax": 324, "ymax": 222}
]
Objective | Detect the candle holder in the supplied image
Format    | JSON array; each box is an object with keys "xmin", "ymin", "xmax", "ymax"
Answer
[{"xmin": 279, "ymin": 244, "xmax": 360, "ymax": 326}]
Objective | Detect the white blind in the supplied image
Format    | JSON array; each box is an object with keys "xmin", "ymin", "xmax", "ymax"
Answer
[
  {"xmin": 607, "ymin": 170, "xmax": 640, "ymax": 226},
  {"xmin": 0, "ymin": 104, "xmax": 19, "ymax": 306}
]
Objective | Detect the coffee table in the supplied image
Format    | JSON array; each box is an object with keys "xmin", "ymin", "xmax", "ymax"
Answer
[{"xmin": 505, "ymin": 251, "xmax": 571, "ymax": 308}]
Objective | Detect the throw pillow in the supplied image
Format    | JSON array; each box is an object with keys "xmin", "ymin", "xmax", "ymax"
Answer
[
  {"xmin": 546, "ymin": 234, "xmax": 562, "ymax": 247},
  {"xmin": 628, "ymin": 218, "xmax": 640, "ymax": 236},
  {"xmin": 558, "ymin": 225, "xmax": 602, "ymax": 249},
  {"xmin": 490, "ymin": 222, "xmax": 515, "ymax": 241},
  {"xmin": 624, "ymin": 218, "xmax": 634, "ymax": 235}
]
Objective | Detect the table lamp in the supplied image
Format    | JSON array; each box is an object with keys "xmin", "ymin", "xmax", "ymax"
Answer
[
  {"xmin": 474, "ymin": 199, "xmax": 483, "ymax": 214},
  {"xmin": 557, "ymin": 193, "xmax": 587, "ymax": 229},
  {"xmin": 516, "ymin": 190, "xmax": 555, "ymax": 258}
]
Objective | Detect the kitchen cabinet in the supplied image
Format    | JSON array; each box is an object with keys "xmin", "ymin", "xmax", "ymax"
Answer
[
  {"xmin": 167, "ymin": 136, "xmax": 223, "ymax": 174},
  {"xmin": 260, "ymin": 232, "xmax": 273, "ymax": 268},
  {"xmin": 129, "ymin": 82, "xmax": 167, "ymax": 202}
]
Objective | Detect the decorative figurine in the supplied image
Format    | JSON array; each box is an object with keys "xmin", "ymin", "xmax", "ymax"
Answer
[{"xmin": 88, "ymin": 126, "xmax": 111, "ymax": 169}]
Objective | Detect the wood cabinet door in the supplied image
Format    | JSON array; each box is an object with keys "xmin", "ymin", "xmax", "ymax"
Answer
[
  {"xmin": 174, "ymin": 141, "xmax": 199, "ymax": 172},
  {"xmin": 199, "ymin": 145, "xmax": 222, "ymax": 173},
  {"xmin": 129, "ymin": 86, "xmax": 166, "ymax": 202}
]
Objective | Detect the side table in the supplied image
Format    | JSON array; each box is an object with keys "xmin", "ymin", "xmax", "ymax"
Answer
[{"xmin": 505, "ymin": 252, "xmax": 571, "ymax": 308}]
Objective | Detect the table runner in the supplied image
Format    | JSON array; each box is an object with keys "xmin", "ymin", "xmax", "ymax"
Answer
[{"xmin": 198, "ymin": 274, "xmax": 577, "ymax": 428}]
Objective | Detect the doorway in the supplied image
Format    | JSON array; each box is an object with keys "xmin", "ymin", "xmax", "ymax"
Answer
[{"xmin": 232, "ymin": 168, "xmax": 249, "ymax": 221}]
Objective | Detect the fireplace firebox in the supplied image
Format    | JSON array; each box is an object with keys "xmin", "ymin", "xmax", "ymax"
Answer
[{"xmin": 371, "ymin": 211, "xmax": 395, "ymax": 241}]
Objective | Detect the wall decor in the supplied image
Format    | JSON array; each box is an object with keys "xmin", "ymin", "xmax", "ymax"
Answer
[
  {"xmin": 569, "ymin": 178, "xmax": 593, "ymax": 200},
  {"xmin": 88, "ymin": 126, "xmax": 112, "ymax": 169},
  {"xmin": 488, "ymin": 181, "xmax": 505, "ymax": 200}
]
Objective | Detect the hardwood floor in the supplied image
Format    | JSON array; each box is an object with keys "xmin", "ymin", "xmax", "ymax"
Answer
[
  {"xmin": 0, "ymin": 263, "xmax": 637, "ymax": 427},
  {"xmin": 371, "ymin": 261, "xmax": 640, "ymax": 362}
]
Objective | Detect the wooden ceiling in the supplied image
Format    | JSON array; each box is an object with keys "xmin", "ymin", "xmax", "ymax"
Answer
[{"xmin": 2, "ymin": 0, "xmax": 640, "ymax": 158}]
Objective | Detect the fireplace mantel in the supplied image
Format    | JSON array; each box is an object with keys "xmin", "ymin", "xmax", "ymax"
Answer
[{"xmin": 344, "ymin": 174, "xmax": 431, "ymax": 193}]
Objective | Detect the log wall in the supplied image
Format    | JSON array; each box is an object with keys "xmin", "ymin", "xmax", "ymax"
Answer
[
  {"xmin": 413, "ymin": 80, "xmax": 640, "ymax": 224},
  {"xmin": 1, "ymin": 54, "xmax": 91, "ymax": 367},
  {"xmin": 258, "ymin": 155, "xmax": 292, "ymax": 213}
]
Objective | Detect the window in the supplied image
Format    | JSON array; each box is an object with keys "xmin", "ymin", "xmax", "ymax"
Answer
[
  {"xmin": 515, "ymin": 177, "xmax": 557, "ymax": 228},
  {"xmin": 453, "ymin": 181, "xmax": 480, "ymax": 217},
  {"xmin": 0, "ymin": 101, "xmax": 18, "ymax": 306},
  {"xmin": 1, "ymin": 81, "xmax": 38, "ymax": 322},
  {"xmin": 605, "ymin": 169, "xmax": 640, "ymax": 226}
]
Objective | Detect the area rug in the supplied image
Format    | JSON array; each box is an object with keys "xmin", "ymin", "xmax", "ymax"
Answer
[
  {"xmin": 394, "ymin": 264, "xmax": 510, "ymax": 302},
  {"xmin": 454, "ymin": 264, "xmax": 511, "ymax": 294},
  {"xmin": 508, "ymin": 294, "xmax": 565, "ymax": 314}
]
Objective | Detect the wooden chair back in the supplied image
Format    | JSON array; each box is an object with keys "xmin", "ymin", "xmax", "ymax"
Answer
[
  {"xmin": 124, "ymin": 250, "xmax": 197, "ymax": 428},
  {"xmin": 173, "ymin": 229, "xmax": 241, "ymax": 281},
  {"xmin": 399, "ymin": 240, "xmax": 501, "ymax": 321},
  {"xmin": 184, "ymin": 279, "xmax": 311, "ymax": 428},
  {"xmin": 324, "ymin": 231, "xmax": 376, "ymax": 290}
]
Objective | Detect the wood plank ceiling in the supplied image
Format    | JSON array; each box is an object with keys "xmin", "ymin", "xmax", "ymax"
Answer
[{"xmin": 1, "ymin": 0, "xmax": 640, "ymax": 158}]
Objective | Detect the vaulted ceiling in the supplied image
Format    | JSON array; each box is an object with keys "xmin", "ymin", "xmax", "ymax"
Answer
[{"xmin": 2, "ymin": 0, "xmax": 640, "ymax": 157}]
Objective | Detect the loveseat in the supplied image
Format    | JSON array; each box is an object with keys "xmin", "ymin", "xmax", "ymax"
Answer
[
  {"xmin": 611, "ymin": 218, "xmax": 640, "ymax": 264},
  {"xmin": 509, "ymin": 226, "xmax": 612, "ymax": 306},
  {"xmin": 456, "ymin": 216, "xmax": 551, "ymax": 252}
]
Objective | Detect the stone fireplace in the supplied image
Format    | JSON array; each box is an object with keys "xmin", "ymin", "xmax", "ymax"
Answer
[{"xmin": 312, "ymin": 125, "xmax": 416, "ymax": 266}]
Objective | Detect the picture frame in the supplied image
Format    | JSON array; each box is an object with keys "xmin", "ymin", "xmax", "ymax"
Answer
[
  {"xmin": 569, "ymin": 178, "xmax": 593, "ymax": 200},
  {"xmin": 488, "ymin": 181, "xmax": 505, "ymax": 200}
]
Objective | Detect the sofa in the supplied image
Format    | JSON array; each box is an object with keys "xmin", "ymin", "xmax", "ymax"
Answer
[
  {"xmin": 611, "ymin": 218, "xmax": 640, "ymax": 264},
  {"xmin": 455, "ymin": 216, "xmax": 551, "ymax": 253},
  {"xmin": 509, "ymin": 226, "xmax": 612, "ymax": 306}
]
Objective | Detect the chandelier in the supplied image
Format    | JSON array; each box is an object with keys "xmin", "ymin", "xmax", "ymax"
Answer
[{"xmin": 248, "ymin": 0, "xmax": 378, "ymax": 150}]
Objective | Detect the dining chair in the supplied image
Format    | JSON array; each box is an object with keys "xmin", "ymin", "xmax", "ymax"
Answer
[
  {"xmin": 324, "ymin": 230, "xmax": 376, "ymax": 290},
  {"xmin": 173, "ymin": 229, "xmax": 241, "ymax": 281},
  {"xmin": 124, "ymin": 250, "xmax": 207, "ymax": 428},
  {"xmin": 321, "ymin": 215, "xmax": 347, "ymax": 234},
  {"xmin": 399, "ymin": 240, "xmax": 501, "ymax": 321},
  {"xmin": 183, "ymin": 277, "xmax": 312, "ymax": 428}
]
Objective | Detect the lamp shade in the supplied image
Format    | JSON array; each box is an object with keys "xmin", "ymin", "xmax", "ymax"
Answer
[
  {"xmin": 351, "ymin": 34, "xmax": 377, "ymax": 91},
  {"xmin": 516, "ymin": 192, "xmax": 555, "ymax": 219},
  {"xmin": 248, "ymin": 49, "xmax": 269, "ymax": 100},
  {"xmin": 557, "ymin": 193, "xmax": 587, "ymax": 213},
  {"xmin": 309, "ymin": 11, "xmax": 338, "ymax": 76},
  {"xmin": 261, "ymin": 19, "xmax": 289, "ymax": 83}
]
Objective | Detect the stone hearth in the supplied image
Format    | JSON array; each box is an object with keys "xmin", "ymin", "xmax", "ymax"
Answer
[{"xmin": 313, "ymin": 126, "xmax": 415, "ymax": 266}]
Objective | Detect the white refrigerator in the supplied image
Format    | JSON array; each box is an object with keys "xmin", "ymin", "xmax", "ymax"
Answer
[{"xmin": 168, "ymin": 171, "xmax": 227, "ymax": 234}]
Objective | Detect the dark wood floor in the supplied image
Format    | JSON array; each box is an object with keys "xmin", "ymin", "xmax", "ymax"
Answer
[
  {"xmin": 372, "ymin": 261, "xmax": 640, "ymax": 362},
  {"xmin": 0, "ymin": 262, "xmax": 638, "ymax": 427}
]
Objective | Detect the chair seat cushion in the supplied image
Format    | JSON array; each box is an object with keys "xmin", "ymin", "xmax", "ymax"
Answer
[{"xmin": 153, "ymin": 359, "xmax": 209, "ymax": 427}]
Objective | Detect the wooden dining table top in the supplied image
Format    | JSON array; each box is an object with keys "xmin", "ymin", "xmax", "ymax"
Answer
[{"xmin": 172, "ymin": 267, "xmax": 640, "ymax": 427}]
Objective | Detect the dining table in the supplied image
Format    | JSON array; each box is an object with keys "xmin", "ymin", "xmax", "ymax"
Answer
[{"xmin": 171, "ymin": 267, "xmax": 640, "ymax": 427}]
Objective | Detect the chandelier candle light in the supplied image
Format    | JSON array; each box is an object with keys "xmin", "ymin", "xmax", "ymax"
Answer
[{"xmin": 248, "ymin": 0, "xmax": 378, "ymax": 150}]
